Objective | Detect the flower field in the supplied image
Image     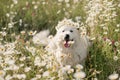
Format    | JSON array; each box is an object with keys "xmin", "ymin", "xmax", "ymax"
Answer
[{"xmin": 0, "ymin": 0, "xmax": 120, "ymax": 80}]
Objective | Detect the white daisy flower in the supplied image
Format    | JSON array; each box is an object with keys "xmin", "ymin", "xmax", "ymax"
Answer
[
  {"xmin": 42, "ymin": 71, "xmax": 50, "ymax": 77},
  {"xmin": 24, "ymin": 67, "xmax": 31, "ymax": 72},
  {"xmin": 0, "ymin": 70, "xmax": 6, "ymax": 77},
  {"xmin": 108, "ymin": 73, "xmax": 119, "ymax": 80},
  {"xmin": 113, "ymin": 56, "xmax": 119, "ymax": 61},
  {"xmin": 73, "ymin": 71, "xmax": 86, "ymax": 79},
  {"xmin": 114, "ymin": 42, "xmax": 119, "ymax": 46},
  {"xmin": 76, "ymin": 64, "xmax": 84, "ymax": 70}
]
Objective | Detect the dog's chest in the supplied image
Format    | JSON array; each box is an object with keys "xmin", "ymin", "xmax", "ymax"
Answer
[{"xmin": 55, "ymin": 48, "xmax": 81, "ymax": 66}]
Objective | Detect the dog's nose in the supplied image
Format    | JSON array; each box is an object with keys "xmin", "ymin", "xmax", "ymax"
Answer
[{"xmin": 64, "ymin": 34, "xmax": 69, "ymax": 40}]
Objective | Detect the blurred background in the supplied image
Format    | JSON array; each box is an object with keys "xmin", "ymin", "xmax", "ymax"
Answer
[{"xmin": 0, "ymin": 0, "xmax": 86, "ymax": 34}]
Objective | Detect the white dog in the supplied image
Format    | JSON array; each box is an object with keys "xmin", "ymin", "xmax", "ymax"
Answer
[{"xmin": 33, "ymin": 19, "xmax": 90, "ymax": 66}]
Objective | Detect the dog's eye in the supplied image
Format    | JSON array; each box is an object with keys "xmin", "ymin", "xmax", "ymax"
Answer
[
  {"xmin": 70, "ymin": 30, "xmax": 73, "ymax": 32},
  {"xmin": 62, "ymin": 30, "xmax": 65, "ymax": 32}
]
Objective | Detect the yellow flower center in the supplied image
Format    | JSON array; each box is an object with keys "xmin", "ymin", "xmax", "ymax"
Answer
[{"xmin": 0, "ymin": 71, "xmax": 3, "ymax": 75}]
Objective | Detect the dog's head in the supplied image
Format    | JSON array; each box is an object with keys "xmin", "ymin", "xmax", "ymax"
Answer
[
  {"xmin": 55, "ymin": 19, "xmax": 80, "ymax": 48},
  {"xmin": 56, "ymin": 26, "xmax": 80, "ymax": 48}
]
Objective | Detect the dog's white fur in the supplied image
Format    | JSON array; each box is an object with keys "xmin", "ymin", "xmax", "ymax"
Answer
[{"xmin": 33, "ymin": 19, "xmax": 90, "ymax": 66}]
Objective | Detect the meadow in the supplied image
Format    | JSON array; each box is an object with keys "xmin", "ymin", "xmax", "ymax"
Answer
[{"xmin": 0, "ymin": 0, "xmax": 120, "ymax": 80}]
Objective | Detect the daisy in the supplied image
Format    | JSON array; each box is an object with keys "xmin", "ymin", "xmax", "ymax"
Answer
[
  {"xmin": 108, "ymin": 73, "xmax": 119, "ymax": 80},
  {"xmin": 73, "ymin": 71, "xmax": 86, "ymax": 79},
  {"xmin": 42, "ymin": 71, "xmax": 50, "ymax": 77}
]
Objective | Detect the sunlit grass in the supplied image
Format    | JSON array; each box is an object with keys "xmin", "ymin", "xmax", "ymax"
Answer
[{"xmin": 0, "ymin": 0, "xmax": 120, "ymax": 80}]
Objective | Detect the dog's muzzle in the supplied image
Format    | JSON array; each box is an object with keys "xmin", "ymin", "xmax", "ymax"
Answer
[
  {"xmin": 64, "ymin": 34, "xmax": 74, "ymax": 48},
  {"xmin": 64, "ymin": 34, "xmax": 70, "ymax": 41}
]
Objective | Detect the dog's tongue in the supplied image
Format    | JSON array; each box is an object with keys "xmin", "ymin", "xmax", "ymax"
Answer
[{"xmin": 64, "ymin": 41, "xmax": 70, "ymax": 48}]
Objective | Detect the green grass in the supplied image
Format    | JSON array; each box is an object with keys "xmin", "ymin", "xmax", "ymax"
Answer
[{"xmin": 0, "ymin": 0, "xmax": 120, "ymax": 80}]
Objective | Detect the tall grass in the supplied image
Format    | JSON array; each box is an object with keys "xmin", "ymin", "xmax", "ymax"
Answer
[{"xmin": 0, "ymin": 0, "xmax": 120, "ymax": 80}]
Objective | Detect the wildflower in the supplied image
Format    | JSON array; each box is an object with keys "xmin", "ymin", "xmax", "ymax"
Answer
[
  {"xmin": 26, "ymin": 46, "xmax": 36, "ymax": 56},
  {"xmin": 19, "ymin": 56, "xmax": 26, "ymax": 61},
  {"xmin": 114, "ymin": 42, "xmax": 119, "ymax": 46},
  {"xmin": 16, "ymin": 74, "xmax": 26, "ymax": 79},
  {"xmin": 22, "ymin": 7, "xmax": 26, "ymax": 10},
  {"xmin": 20, "ymin": 31, "xmax": 26, "ymax": 35},
  {"xmin": 73, "ymin": 0, "xmax": 79, "ymax": 3},
  {"xmin": 66, "ymin": 3, "xmax": 70, "ymax": 7},
  {"xmin": 19, "ymin": 64, "xmax": 24, "ymax": 67},
  {"xmin": 11, "ymin": 65, "xmax": 20, "ymax": 71},
  {"xmin": 42, "ymin": 2, "xmax": 46, "ymax": 5},
  {"xmin": 48, "ymin": 35, "xmax": 53, "ymax": 39},
  {"xmin": 31, "ymin": 77, "xmax": 37, "ymax": 80},
  {"xmin": 63, "ymin": 65, "xmax": 71, "ymax": 71},
  {"xmin": 117, "ymin": 24, "xmax": 120, "ymax": 27},
  {"xmin": 56, "ymin": 18, "xmax": 79, "ymax": 30},
  {"xmin": 75, "ymin": 64, "xmax": 84, "ymax": 71},
  {"xmin": 6, "ymin": 13, "xmax": 10, "ymax": 17},
  {"xmin": 73, "ymin": 71, "xmax": 86, "ymax": 79},
  {"xmin": 24, "ymin": 67, "xmax": 31, "ymax": 72},
  {"xmin": 103, "ymin": 27, "xmax": 108, "ymax": 30},
  {"xmin": 113, "ymin": 56, "xmax": 119, "ymax": 61},
  {"xmin": 108, "ymin": 73, "xmax": 119, "ymax": 80},
  {"xmin": 40, "ymin": 61, "xmax": 46, "ymax": 67},
  {"xmin": 65, "ymin": 0, "xmax": 69, "ymax": 3},
  {"xmin": 90, "ymin": 37, "xmax": 96, "ymax": 41},
  {"xmin": 28, "ymin": 30, "xmax": 37, "ymax": 36},
  {"xmin": 11, "ymin": 33, "xmax": 15, "ymax": 37},
  {"xmin": 3, "ymin": 50, "xmax": 15, "ymax": 55},
  {"xmin": 49, "ymin": 77, "xmax": 55, "ymax": 80},
  {"xmin": 5, "ymin": 75, "xmax": 13, "ymax": 80},
  {"xmin": 115, "ymin": 29, "xmax": 119, "ymax": 32},
  {"xmin": 5, "ymin": 42, "xmax": 16, "ymax": 50},
  {"xmin": 12, "ymin": 0, "xmax": 18, "ymax": 4},
  {"xmin": 0, "ymin": 70, "xmax": 6, "ymax": 77},
  {"xmin": 67, "ymin": 69, "xmax": 74, "ymax": 74},
  {"xmin": 4, "ymin": 64, "xmax": 20, "ymax": 71},
  {"xmin": 106, "ymin": 39, "xmax": 112, "ymax": 45},
  {"xmin": 19, "ymin": 19, "xmax": 22, "ymax": 26},
  {"xmin": 24, "ymin": 24, "xmax": 28, "ymax": 27},
  {"xmin": 57, "ymin": 10, "xmax": 61, "ymax": 14},
  {"xmin": 93, "ymin": 69, "xmax": 102, "ymax": 75},
  {"xmin": 0, "ymin": 45, "xmax": 5, "ymax": 54},
  {"xmin": 8, "ymin": 23, "xmax": 14, "ymax": 28},
  {"xmin": 15, "ymin": 35, "xmax": 20, "ymax": 40},
  {"xmin": 93, "ymin": 77, "xmax": 98, "ymax": 80},
  {"xmin": 0, "ymin": 31, "xmax": 7, "ymax": 36},
  {"xmin": 58, "ymin": 0, "xmax": 63, "ymax": 2},
  {"xmin": 42, "ymin": 71, "xmax": 50, "ymax": 77},
  {"xmin": 103, "ymin": 32, "xmax": 108, "ymax": 35},
  {"xmin": 32, "ymin": 1, "xmax": 35, "ymax": 4},
  {"xmin": 117, "ymin": 50, "xmax": 120, "ymax": 54},
  {"xmin": 10, "ymin": 4, "xmax": 14, "ymax": 8},
  {"xmin": 75, "ymin": 16, "xmax": 81, "ymax": 22},
  {"xmin": 34, "ymin": 56, "xmax": 41, "ymax": 66},
  {"xmin": 36, "ymin": 74, "xmax": 41, "ymax": 78},
  {"xmin": 26, "ymin": 1, "xmax": 29, "ymax": 6},
  {"xmin": 118, "ymin": 4, "xmax": 120, "ymax": 7},
  {"xmin": 34, "ymin": 5, "xmax": 38, "ymax": 9},
  {"xmin": 4, "ymin": 57, "xmax": 15, "ymax": 65}
]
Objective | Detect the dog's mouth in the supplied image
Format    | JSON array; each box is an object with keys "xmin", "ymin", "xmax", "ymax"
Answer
[{"xmin": 63, "ymin": 39, "xmax": 74, "ymax": 48}]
